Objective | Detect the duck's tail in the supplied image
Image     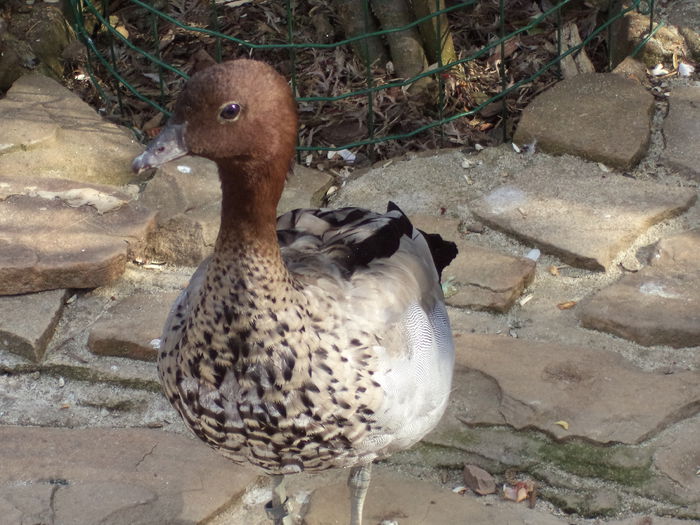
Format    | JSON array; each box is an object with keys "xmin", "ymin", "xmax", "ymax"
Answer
[{"xmin": 386, "ymin": 202, "xmax": 458, "ymax": 280}]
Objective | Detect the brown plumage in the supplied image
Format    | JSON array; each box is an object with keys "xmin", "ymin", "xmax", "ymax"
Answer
[{"xmin": 132, "ymin": 59, "xmax": 456, "ymax": 525}]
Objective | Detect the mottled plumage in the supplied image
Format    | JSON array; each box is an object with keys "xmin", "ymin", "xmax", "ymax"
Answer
[{"xmin": 132, "ymin": 59, "xmax": 457, "ymax": 525}]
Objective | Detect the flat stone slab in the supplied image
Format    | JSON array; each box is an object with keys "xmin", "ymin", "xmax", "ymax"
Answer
[
  {"xmin": 304, "ymin": 469, "xmax": 567, "ymax": 525},
  {"xmin": 469, "ymin": 171, "xmax": 696, "ymax": 271},
  {"xmin": 452, "ymin": 333, "xmax": 700, "ymax": 444},
  {"xmin": 331, "ymin": 150, "xmax": 469, "ymax": 215},
  {"xmin": 653, "ymin": 415, "xmax": 700, "ymax": 510},
  {"xmin": 411, "ymin": 215, "xmax": 535, "ymax": 312},
  {"xmin": 608, "ymin": 519, "xmax": 695, "ymax": 525},
  {"xmin": 579, "ymin": 268, "xmax": 700, "ymax": 347},
  {"xmin": 513, "ymin": 73, "xmax": 654, "ymax": 169},
  {"xmin": 0, "ymin": 289, "xmax": 67, "ymax": 362},
  {"xmin": 139, "ymin": 156, "xmax": 221, "ymax": 266},
  {"xmin": 661, "ymin": 86, "xmax": 700, "ymax": 180},
  {"xmin": 282, "ymin": 165, "xmax": 334, "ymax": 213},
  {"xmin": 0, "ymin": 175, "xmax": 156, "ymax": 294},
  {"xmin": 140, "ymin": 158, "xmax": 332, "ymax": 265},
  {"xmin": 88, "ymin": 292, "xmax": 180, "ymax": 361},
  {"xmin": 0, "ymin": 426, "xmax": 260, "ymax": 525},
  {"xmin": 0, "ymin": 73, "xmax": 143, "ymax": 186},
  {"xmin": 579, "ymin": 229, "xmax": 700, "ymax": 348}
]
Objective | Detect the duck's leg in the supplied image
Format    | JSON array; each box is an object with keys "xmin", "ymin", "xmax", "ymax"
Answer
[
  {"xmin": 264, "ymin": 474, "xmax": 292, "ymax": 525},
  {"xmin": 347, "ymin": 464, "xmax": 372, "ymax": 525}
]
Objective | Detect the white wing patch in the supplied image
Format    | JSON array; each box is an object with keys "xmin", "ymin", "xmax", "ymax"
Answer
[{"xmin": 370, "ymin": 300, "xmax": 455, "ymax": 452}]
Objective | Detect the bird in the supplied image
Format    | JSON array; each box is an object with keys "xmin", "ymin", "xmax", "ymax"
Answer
[{"xmin": 132, "ymin": 58, "xmax": 457, "ymax": 525}]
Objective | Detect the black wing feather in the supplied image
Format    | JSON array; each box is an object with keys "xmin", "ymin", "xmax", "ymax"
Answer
[{"xmin": 276, "ymin": 202, "xmax": 457, "ymax": 278}]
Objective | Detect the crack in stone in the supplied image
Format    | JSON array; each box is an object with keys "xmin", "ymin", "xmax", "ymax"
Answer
[
  {"xmin": 460, "ymin": 280, "xmax": 515, "ymax": 294},
  {"xmin": 47, "ymin": 484, "xmax": 59, "ymax": 525},
  {"xmin": 135, "ymin": 442, "xmax": 158, "ymax": 470}
]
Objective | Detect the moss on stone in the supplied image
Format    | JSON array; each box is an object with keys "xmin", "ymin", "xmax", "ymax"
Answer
[
  {"xmin": 389, "ymin": 441, "xmax": 469, "ymax": 469},
  {"xmin": 537, "ymin": 440, "xmax": 652, "ymax": 486}
]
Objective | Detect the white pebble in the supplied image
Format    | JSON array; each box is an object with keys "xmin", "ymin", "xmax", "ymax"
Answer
[
  {"xmin": 519, "ymin": 293, "xmax": 534, "ymax": 306},
  {"xmin": 461, "ymin": 158, "xmax": 482, "ymax": 169},
  {"xmin": 678, "ymin": 62, "xmax": 694, "ymax": 77},
  {"xmin": 650, "ymin": 63, "xmax": 669, "ymax": 76},
  {"xmin": 525, "ymin": 248, "xmax": 541, "ymax": 261}
]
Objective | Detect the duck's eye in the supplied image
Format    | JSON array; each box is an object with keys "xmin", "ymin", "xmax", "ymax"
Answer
[{"xmin": 218, "ymin": 102, "xmax": 241, "ymax": 122}]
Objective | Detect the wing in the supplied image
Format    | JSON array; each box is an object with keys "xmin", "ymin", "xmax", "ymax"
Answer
[
  {"xmin": 277, "ymin": 203, "xmax": 457, "ymax": 453},
  {"xmin": 277, "ymin": 202, "xmax": 456, "ymax": 280}
]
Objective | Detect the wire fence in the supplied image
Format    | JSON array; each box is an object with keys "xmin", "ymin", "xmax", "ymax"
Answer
[{"xmin": 66, "ymin": 0, "xmax": 659, "ymax": 160}]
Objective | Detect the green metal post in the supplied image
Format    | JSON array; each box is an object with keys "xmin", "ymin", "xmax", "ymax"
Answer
[{"xmin": 363, "ymin": 0, "xmax": 375, "ymax": 162}]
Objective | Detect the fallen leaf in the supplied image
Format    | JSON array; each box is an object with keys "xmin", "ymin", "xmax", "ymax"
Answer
[
  {"xmin": 547, "ymin": 265, "xmax": 560, "ymax": 276},
  {"xmin": 502, "ymin": 485, "xmax": 518, "ymax": 501},
  {"xmin": 554, "ymin": 420, "xmax": 569, "ymax": 430},
  {"xmin": 557, "ymin": 301, "xmax": 577, "ymax": 310}
]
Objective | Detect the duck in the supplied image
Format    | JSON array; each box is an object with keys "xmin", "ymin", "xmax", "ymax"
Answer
[{"xmin": 132, "ymin": 58, "xmax": 457, "ymax": 525}]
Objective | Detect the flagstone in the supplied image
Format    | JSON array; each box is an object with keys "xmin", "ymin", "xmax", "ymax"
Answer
[
  {"xmin": 0, "ymin": 289, "xmax": 67, "ymax": 362},
  {"xmin": 88, "ymin": 292, "xmax": 180, "ymax": 361},
  {"xmin": 0, "ymin": 175, "xmax": 155, "ymax": 295},
  {"xmin": 579, "ymin": 229, "xmax": 700, "ymax": 347},
  {"xmin": 469, "ymin": 172, "xmax": 696, "ymax": 271},
  {"xmin": 0, "ymin": 426, "xmax": 260, "ymax": 525},
  {"xmin": 0, "ymin": 73, "xmax": 143, "ymax": 186},
  {"xmin": 410, "ymin": 215, "xmax": 535, "ymax": 312},
  {"xmin": 304, "ymin": 469, "xmax": 567, "ymax": 525},
  {"xmin": 452, "ymin": 333, "xmax": 700, "ymax": 444},
  {"xmin": 513, "ymin": 73, "xmax": 654, "ymax": 169},
  {"xmin": 660, "ymin": 86, "xmax": 700, "ymax": 180},
  {"xmin": 0, "ymin": 177, "xmax": 154, "ymax": 295}
]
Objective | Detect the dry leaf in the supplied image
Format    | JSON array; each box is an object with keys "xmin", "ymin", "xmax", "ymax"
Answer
[
  {"xmin": 503, "ymin": 485, "xmax": 518, "ymax": 501},
  {"xmin": 554, "ymin": 420, "xmax": 569, "ymax": 430},
  {"xmin": 557, "ymin": 301, "xmax": 577, "ymax": 310},
  {"xmin": 547, "ymin": 265, "xmax": 559, "ymax": 276},
  {"xmin": 515, "ymin": 486, "xmax": 529, "ymax": 502},
  {"xmin": 503, "ymin": 480, "xmax": 536, "ymax": 503}
]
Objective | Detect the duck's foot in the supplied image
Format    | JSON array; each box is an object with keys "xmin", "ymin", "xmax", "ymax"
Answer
[
  {"xmin": 347, "ymin": 463, "xmax": 372, "ymax": 525},
  {"xmin": 265, "ymin": 474, "xmax": 292, "ymax": 525}
]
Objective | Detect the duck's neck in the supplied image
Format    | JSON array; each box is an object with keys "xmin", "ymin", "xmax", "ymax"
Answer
[
  {"xmin": 214, "ymin": 157, "xmax": 287, "ymax": 268},
  {"xmin": 215, "ymin": 157, "xmax": 282, "ymax": 243}
]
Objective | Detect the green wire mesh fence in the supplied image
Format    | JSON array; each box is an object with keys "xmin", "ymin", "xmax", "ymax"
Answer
[{"xmin": 66, "ymin": 0, "xmax": 659, "ymax": 161}]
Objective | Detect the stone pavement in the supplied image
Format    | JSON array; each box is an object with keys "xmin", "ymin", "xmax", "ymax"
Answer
[{"xmin": 0, "ymin": 54, "xmax": 699, "ymax": 525}]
